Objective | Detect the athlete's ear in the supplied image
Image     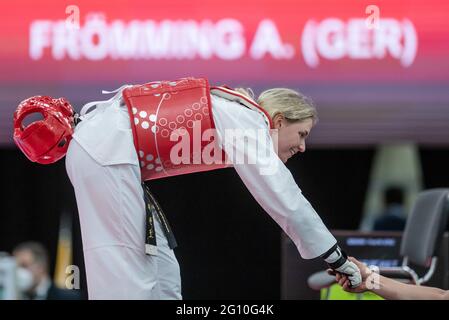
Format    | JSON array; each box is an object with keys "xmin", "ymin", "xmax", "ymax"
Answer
[{"xmin": 273, "ymin": 113, "xmax": 284, "ymax": 129}]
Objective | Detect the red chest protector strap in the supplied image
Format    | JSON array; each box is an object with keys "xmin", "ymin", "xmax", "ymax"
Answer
[{"xmin": 210, "ymin": 86, "xmax": 273, "ymax": 129}]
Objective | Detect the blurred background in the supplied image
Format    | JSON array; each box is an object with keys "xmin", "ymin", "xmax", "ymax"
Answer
[{"xmin": 0, "ymin": 0, "xmax": 448, "ymax": 299}]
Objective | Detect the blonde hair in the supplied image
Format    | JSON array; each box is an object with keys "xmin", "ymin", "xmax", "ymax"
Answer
[{"xmin": 235, "ymin": 87, "xmax": 318, "ymax": 124}]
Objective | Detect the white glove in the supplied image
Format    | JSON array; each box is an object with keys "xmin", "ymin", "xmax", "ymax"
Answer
[
  {"xmin": 322, "ymin": 245, "xmax": 362, "ymax": 288},
  {"xmin": 332, "ymin": 259, "xmax": 362, "ymax": 288}
]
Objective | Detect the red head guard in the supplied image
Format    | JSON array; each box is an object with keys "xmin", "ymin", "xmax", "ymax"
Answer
[{"xmin": 13, "ymin": 96, "xmax": 75, "ymax": 164}]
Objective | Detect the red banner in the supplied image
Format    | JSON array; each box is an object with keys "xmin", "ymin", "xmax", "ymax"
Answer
[{"xmin": 2, "ymin": 0, "xmax": 449, "ymax": 84}]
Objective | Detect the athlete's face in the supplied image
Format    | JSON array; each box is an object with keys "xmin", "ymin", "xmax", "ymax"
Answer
[{"xmin": 273, "ymin": 115, "xmax": 313, "ymax": 163}]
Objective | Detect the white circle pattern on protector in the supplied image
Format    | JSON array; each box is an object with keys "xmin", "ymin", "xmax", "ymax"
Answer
[
  {"xmin": 176, "ymin": 115, "xmax": 185, "ymax": 123},
  {"xmin": 132, "ymin": 94, "xmax": 205, "ymax": 174},
  {"xmin": 135, "ymin": 97, "xmax": 210, "ymax": 174},
  {"xmin": 161, "ymin": 129, "xmax": 170, "ymax": 138},
  {"xmin": 132, "ymin": 95, "xmax": 209, "ymax": 172},
  {"xmin": 139, "ymin": 151, "xmax": 161, "ymax": 173},
  {"xmin": 159, "ymin": 118, "xmax": 168, "ymax": 126},
  {"xmin": 169, "ymin": 121, "xmax": 177, "ymax": 130},
  {"xmin": 139, "ymin": 111, "xmax": 147, "ymax": 118}
]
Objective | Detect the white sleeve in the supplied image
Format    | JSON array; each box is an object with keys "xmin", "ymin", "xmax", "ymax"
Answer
[{"xmin": 211, "ymin": 94, "xmax": 337, "ymax": 259}]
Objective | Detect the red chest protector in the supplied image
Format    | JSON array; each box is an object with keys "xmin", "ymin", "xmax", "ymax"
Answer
[{"xmin": 122, "ymin": 77, "xmax": 273, "ymax": 181}]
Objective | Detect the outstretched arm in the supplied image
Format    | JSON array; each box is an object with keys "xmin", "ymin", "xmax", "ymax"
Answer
[
  {"xmin": 211, "ymin": 94, "xmax": 361, "ymax": 287},
  {"xmin": 335, "ymin": 257, "xmax": 449, "ymax": 300},
  {"xmin": 212, "ymin": 94, "xmax": 336, "ymax": 259},
  {"xmin": 375, "ymin": 276, "xmax": 449, "ymax": 300}
]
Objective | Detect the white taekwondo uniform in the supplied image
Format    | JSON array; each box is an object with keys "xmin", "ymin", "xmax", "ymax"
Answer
[{"xmin": 65, "ymin": 88, "xmax": 337, "ymax": 299}]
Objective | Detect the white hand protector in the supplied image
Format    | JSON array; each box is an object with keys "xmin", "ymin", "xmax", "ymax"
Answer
[
  {"xmin": 333, "ymin": 259, "xmax": 362, "ymax": 288},
  {"xmin": 322, "ymin": 245, "xmax": 362, "ymax": 288}
]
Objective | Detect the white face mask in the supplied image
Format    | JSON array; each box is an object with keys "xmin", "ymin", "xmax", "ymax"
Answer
[{"xmin": 16, "ymin": 267, "xmax": 34, "ymax": 292}]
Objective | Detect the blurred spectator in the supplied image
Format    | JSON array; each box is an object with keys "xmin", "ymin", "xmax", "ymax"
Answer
[
  {"xmin": 13, "ymin": 242, "xmax": 82, "ymax": 300},
  {"xmin": 373, "ymin": 186, "xmax": 407, "ymax": 231}
]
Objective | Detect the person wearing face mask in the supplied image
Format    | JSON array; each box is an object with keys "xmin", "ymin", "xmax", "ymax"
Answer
[
  {"xmin": 13, "ymin": 242, "xmax": 82, "ymax": 300},
  {"xmin": 13, "ymin": 77, "xmax": 361, "ymax": 299}
]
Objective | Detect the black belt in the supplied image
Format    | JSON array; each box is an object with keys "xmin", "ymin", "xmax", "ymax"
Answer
[{"xmin": 142, "ymin": 183, "xmax": 178, "ymax": 255}]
